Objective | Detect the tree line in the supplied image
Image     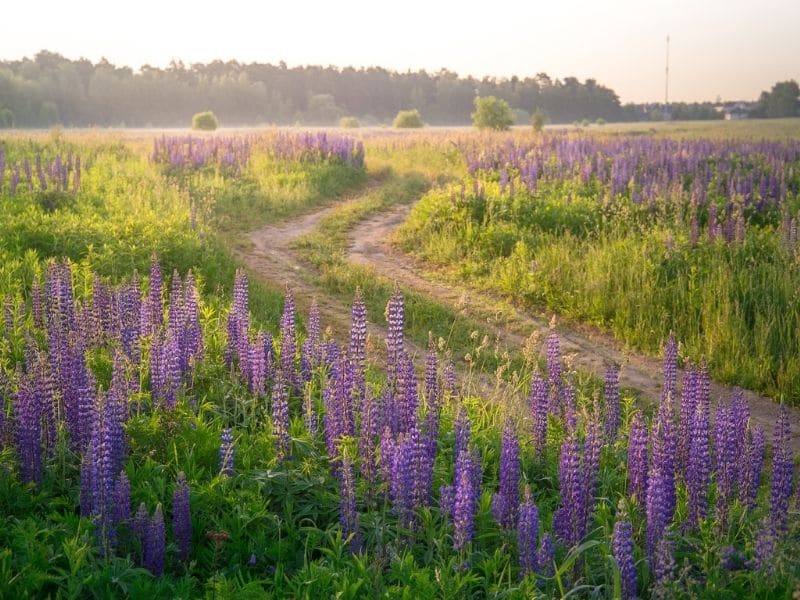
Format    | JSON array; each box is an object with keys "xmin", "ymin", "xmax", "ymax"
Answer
[{"xmin": 0, "ymin": 51, "xmax": 796, "ymax": 128}]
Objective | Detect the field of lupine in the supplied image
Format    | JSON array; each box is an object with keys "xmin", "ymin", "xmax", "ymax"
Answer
[
  {"xmin": 399, "ymin": 135, "xmax": 800, "ymax": 402},
  {"xmin": 0, "ymin": 128, "xmax": 798, "ymax": 599}
]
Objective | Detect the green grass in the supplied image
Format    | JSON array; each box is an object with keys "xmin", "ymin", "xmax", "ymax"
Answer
[{"xmin": 397, "ymin": 173, "xmax": 800, "ymax": 403}]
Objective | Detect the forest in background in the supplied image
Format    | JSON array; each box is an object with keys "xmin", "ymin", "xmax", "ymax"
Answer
[{"xmin": 0, "ymin": 51, "xmax": 795, "ymax": 127}]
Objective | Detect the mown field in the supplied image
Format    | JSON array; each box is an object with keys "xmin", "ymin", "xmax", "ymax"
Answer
[{"xmin": 0, "ymin": 124, "xmax": 797, "ymax": 598}]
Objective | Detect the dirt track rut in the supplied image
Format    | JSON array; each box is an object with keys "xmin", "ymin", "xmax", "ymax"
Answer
[{"xmin": 237, "ymin": 184, "xmax": 800, "ymax": 453}]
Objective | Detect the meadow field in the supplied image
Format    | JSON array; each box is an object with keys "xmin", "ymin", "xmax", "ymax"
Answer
[{"xmin": 0, "ymin": 121, "xmax": 798, "ymax": 598}]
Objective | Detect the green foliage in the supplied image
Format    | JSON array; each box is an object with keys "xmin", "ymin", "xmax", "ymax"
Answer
[
  {"xmin": 339, "ymin": 116, "xmax": 360, "ymax": 128},
  {"xmin": 393, "ymin": 109, "xmax": 424, "ymax": 128},
  {"xmin": 192, "ymin": 111, "xmax": 219, "ymax": 131},
  {"xmin": 531, "ymin": 109, "xmax": 546, "ymax": 132},
  {"xmin": 398, "ymin": 171, "xmax": 800, "ymax": 402},
  {"xmin": 0, "ymin": 107, "xmax": 13, "ymax": 128},
  {"xmin": 764, "ymin": 80, "xmax": 800, "ymax": 118},
  {"xmin": 472, "ymin": 96, "xmax": 514, "ymax": 131}
]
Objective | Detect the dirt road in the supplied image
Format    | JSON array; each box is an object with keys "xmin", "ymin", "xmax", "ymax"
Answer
[{"xmin": 238, "ymin": 183, "xmax": 800, "ymax": 452}]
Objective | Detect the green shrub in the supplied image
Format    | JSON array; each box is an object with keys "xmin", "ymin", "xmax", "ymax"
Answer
[
  {"xmin": 192, "ymin": 111, "xmax": 219, "ymax": 131},
  {"xmin": 531, "ymin": 109, "xmax": 546, "ymax": 132},
  {"xmin": 393, "ymin": 109, "xmax": 424, "ymax": 128},
  {"xmin": 0, "ymin": 107, "xmax": 13, "ymax": 128},
  {"xmin": 596, "ymin": 118, "xmax": 606, "ymax": 126},
  {"xmin": 339, "ymin": 116, "xmax": 360, "ymax": 128},
  {"xmin": 471, "ymin": 96, "xmax": 513, "ymax": 131}
]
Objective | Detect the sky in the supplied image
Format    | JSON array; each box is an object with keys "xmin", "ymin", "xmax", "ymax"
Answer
[{"xmin": 2, "ymin": 0, "xmax": 798, "ymax": 103}]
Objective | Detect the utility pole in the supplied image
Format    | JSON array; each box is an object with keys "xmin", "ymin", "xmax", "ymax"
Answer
[{"xmin": 665, "ymin": 35, "xmax": 670, "ymax": 117}]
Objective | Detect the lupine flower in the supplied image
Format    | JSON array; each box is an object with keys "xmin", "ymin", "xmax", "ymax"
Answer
[
  {"xmin": 338, "ymin": 457, "xmax": 361, "ymax": 552},
  {"xmin": 529, "ymin": 372, "xmax": 548, "ymax": 456},
  {"xmin": 272, "ymin": 370, "xmax": 293, "ymax": 457},
  {"xmin": 555, "ymin": 428, "xmax": 583, "ymax": 545},
  {"xmin": 686, "ymin": 392, "xmax": 710, "ymax": 529},
  {"xmin": 753, "ymin": 517, "xmax": 776, "ymax": 570},
  {"xmin": 391, "ymin": 433, "xmax": 416, "ymax": 529},
  {"xmin": 739, "ymin": 425, "xmax": 766, "ymax": 511},
  {"xmin": 770, "ymin": 406, "xmax": 793, "ymax": 535},
  {"xmin": 173, "ymin": 472, "xmax": 192, "ymax": 562},
  {"xmin": 386, "ymin": 290, "xmax": 405, "ymax": 387},
  {"xmin": 13, "ymin": 367, "xmax": 43, "ymax": 484},
  {"xmin": 144, "ymin": 504, "xmax": 166, "ymax": 576},
  {"xmin": 537, "ymin": 533, "xmax": 555, "ymax": 577},
  {"xmin": 627, "ymin": 412, "xmax": 648, "ymax": 503},
  {"xmin": 219, "ymin": 428, "xmax": 234, "ymax": 476},
  {"xmin": 646, "ymin": 399, "xmax": 676, "ymax": 555},
  {"xmin": 279, "ymin": 290, "xmax": 297, "ymax": 388},
  {"xmin": 148, "ymin": 256, "xmax": 162, "ymax": 333},
  {"xmin": 453, "ymin": 466, "xmax": 476, "ymax": 551},
  {"xmin": 604, "ymin": 366, "xmax": 620, "ymax": 440},
  {"xmin": 613, "ymin": 517, "xmax": 637, "ymax": 600},
  {"xmin": 133, "ymin": 502, "xmax": 149, "ymax": 544},
  {"xmin": 112, "ymin": 471, "xmax": 131, "ymax": 525},
  {"xmin": 517, "ymin": 485, "xmax": 539, "ymax": 576},
  {"xmin": 301, "ymin": 300, "xmax": 322, "ymax": 383},
  {"xmin": 652, "ymin": 536, "xmax": 675, "ymax": 590}
]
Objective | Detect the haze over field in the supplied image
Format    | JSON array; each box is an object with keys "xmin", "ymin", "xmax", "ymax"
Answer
[{"xmin": 4, "ymin": 0, "xmax": 799, "ymax": 103}]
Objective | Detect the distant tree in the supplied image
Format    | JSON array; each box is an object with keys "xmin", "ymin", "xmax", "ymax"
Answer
[
  {"xmin": 766, "ymin": 80, "xmax": 800, "ymax": 118},
  {"xmin": 531, "ymin": 108, "xmax": 546, "ymax": 132},
  {"xmin": 595, "ymin": 117, "xmax": 606, "ymax": 125},
  {"xmin": 0, "ymin": 107, "xmax": 13, "ymax": 128},
  {"xmin": 306, "ymin": 94, "xmax": 343, "ymax": 124},
  {"xmin": 512, "ymin": 108, "xmax": 530, "ymax": 125},
  {"xmin": 472, "ymin": 96, "xmax": 514, "ymax": 130},
  {"xmin": 393, "ymin": 109, "xmax": 424, "ymax": 128},
  {"xmin": 339, "ymin": 116, "xmax": 360, "ymax": 128},
  {"xmin": 192, "ymin": 111, "xmax": 218, "ymax": 130}
]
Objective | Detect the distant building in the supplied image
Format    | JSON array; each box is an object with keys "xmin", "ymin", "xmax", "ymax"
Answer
[{"xmin": 714, "ymin": 101, "xmax": 751, "ymax": 120}]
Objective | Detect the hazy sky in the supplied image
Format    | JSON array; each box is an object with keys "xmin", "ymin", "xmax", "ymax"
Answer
[{"xmin": 3, "ymin": 0, "xmax": 798, "ymax": 103}]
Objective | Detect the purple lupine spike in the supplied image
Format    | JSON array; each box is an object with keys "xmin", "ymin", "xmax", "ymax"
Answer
[
  {"xmin": 627, "ymin": 412, "xmax": 648, "ymax": 503},
  {"xmin": 411, "ymin": 420, "xmax": 435, "ymax": 507},
  {"xmin": 108, "ymin": 353, "xmax": 128, "ymax": 474},
  {"xmin": 661, "ymin": 335, "xmax": 677, "ymax": 405},
  {"xmin": 453, "ymin": 463, "xmax": 477, "ymax": 551},
  {"xmin": 394, "ymin": 352, "xmax": 418, "ymax": 435},
  {"xmin": 173, "ymin": 471, "xmax": 192, "ymax": 562},
  {"xmin": 555, "ymin": 428, "xmax": 583, "ymax": 546},
  {"xmin": 537, "ymin": 533, "xmax": 555, "ymax": 577},
  {"xmin": 30, "ymin": 280, "xmax": 45, "ymax": 328},
  {"xmin": 272, "ymin": 374, "xmax": 290, "ymax": 462},
  {"xmin": 112, "ymin": 471, "xmax": 131, "ymax": 525},
  {"xmin": 770, "ymin": 406, "xmax": 793, "ymax": 535},
  {"xmin": 713, "ymin": 400, "xmax": 737, "ymax": 523},
  {"xmin": 646, "ymin": 399, "xmax": 676, "ymax": 555},
  {"xmin": 390, "ymin": 433, "xmax": 416, "ymax": 529},
  {"xmin": 249, "ymin": 334, "xmax": 267, "ymax": 395},
  {"xmin": 686, "ymin": 394, "xmax": 711, "ymax": 529},
  {"xmin": 13, "ymin": 367, "xmax": 42, "ymax": 484},
  {"xmin": 148, "ymin": 256, "xmax": 162, "ymax": 334},
  {"xmin": 676, "ymin": 368, "xmax": 698, "ymax": 481},
  {"xmin": 753, "ymin": 518, "xmax": 776, "ymax": 569},
  {"xmin": 348, "ymin": 290, "xmax": 368, "ymax": 406},
  {"xmin": 379, "ymin": 426, "xmax": 396, "ymax": 490},
  {"xmin": 604, "ymin": 366, "xmax": 620, "ymax": 440},
  {"xmin": 580, "ymin": 413, "xmax": 602, "ymax": 538},
  {"xmin": 386, "ymin": 289, "xmax": 405, "ymax": 388},
  {"xmin": 219, "ymin": 428, "xmax": 234, "ymax": 476},
  {"xmin": 357, "ymin": 388, "xmax": 378, "ymax": 482},
  {"xmin": 517, "ymin": 485, "xmax": 539, "ymax": 577},
  {"xmin": 453, "ymin": 406, "xmax": 471, "ymax": 463},
  {"xmin": 545, "ymin": 333, "xmax": 561, "ymax": 405},
  {"xmin": 492, "ymin": 418, "xmax": 520, "ymax": 529},
  {"xmin": 424, "ymin": 337, "xmax": 439, "ymax": 409},
  {"xmin": 133, "ymin": 502, "xmax": 149, "ymax": 546},
  {"xmin": 279, "ymin": 290, "xmax": 297, "ymax": 388},
  {"xmin": 301, "ymin": 300, "xmax": 322, "ymax": 383},
  {"xmin": 740, "ymin": 425, "xmax": 765, "ymax": 511},
  {"xmin": 143, "ymin": 504, "xmax": 165, "ymax": 576},
  {"xmin": 613, "ymin": 517, "xmax": 637, "ymax": 600},
  {"xmin": 338, "ymin": 457, "xmax": 362, "ymax": 552},
  {"xmin": 183, "ymin": 272, "xmax": 203, "ymax": 364},
  {"xmin": 652, "ymin": 536, "xmax": 675, "ymax": 590},
  {"xmin": 530, "ymin": 371, "xmax": 548, "ymax": 456}
]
